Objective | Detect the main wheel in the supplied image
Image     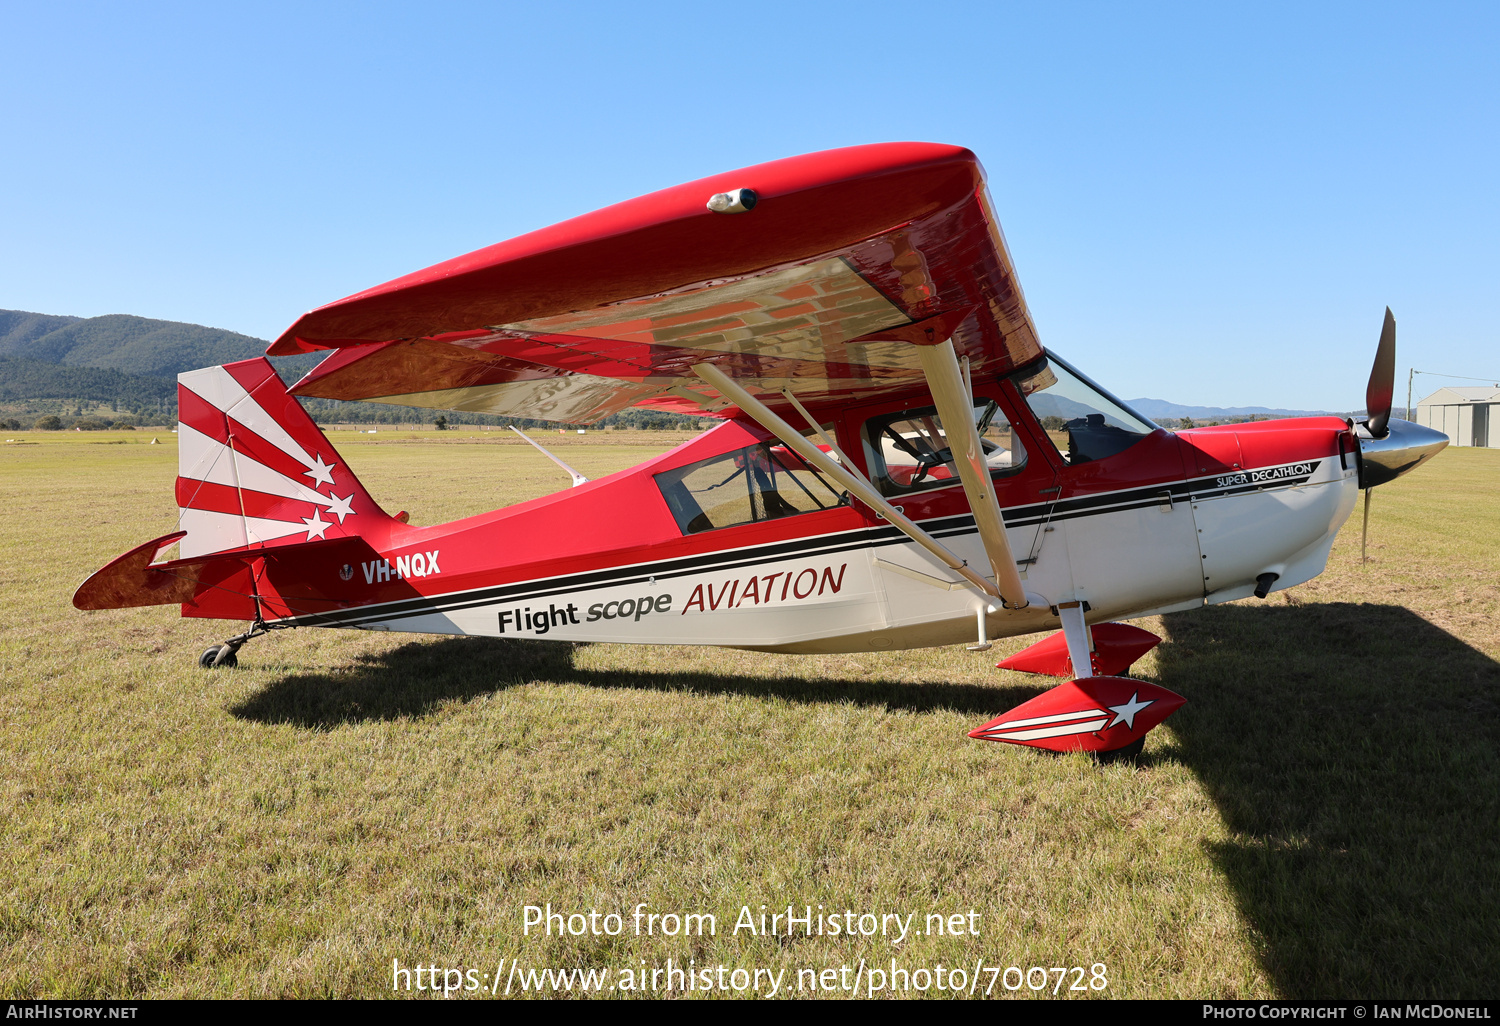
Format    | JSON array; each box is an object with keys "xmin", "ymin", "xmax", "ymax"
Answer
[
  {"xmin": 1094, "ymin": 736, "xmax": 1145, "ymax": 764},
  {"xmin": 198, "ymin": 645, "xmax": 238, "ymax": 669}
]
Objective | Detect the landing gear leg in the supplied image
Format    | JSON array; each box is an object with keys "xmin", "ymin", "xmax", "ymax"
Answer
[
  {"xmin": 1057, "ymin": 601, "xmax": 1096, "ymax": 676},
  {"xmin": 196, "ymin": 615, "xmax": 292, "ymax": 670},
  {"xmin": 966, "ymin": 603, "xmax": 998, "ymax": 652}
]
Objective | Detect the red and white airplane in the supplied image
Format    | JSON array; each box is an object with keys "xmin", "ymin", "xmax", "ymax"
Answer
[{"xmin": 74, "ymin": 143, "xmax": 1448, "ymax": 758}]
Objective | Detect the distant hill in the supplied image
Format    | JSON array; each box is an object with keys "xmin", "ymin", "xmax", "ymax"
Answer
[
  {"xmin": 1126, "ymin": 397, "xmax": 1351, "ymax": 421},
  {"xmin": 0, "ymin": 307, "xmax": 329, "ymax": 385},
  {"xmin": 0, "ymin": 356, "xmax": 173, "ymax": 402},
  {"xmin": 0, "ymin": 309, "xmax": 277, "ymax": 378},
  {"xmin": 0, "ymin": 310, "xmax": 85, "ymax": 352},
  {"xmin": 0, "ymin": 309, "xmax": 325, "ymax": 425}
]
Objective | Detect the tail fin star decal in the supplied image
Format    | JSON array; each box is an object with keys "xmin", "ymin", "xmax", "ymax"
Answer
[
  {"xmin": 300, "ymin": 509, "xmax": 332, "ymax": 540},
  {"xmin": 302, "ymin": 453, "xmax": 337, "ymax": 487},
  {"xmin": 324, "ymin": 492, "xmax": 355, "ymax": 523}
]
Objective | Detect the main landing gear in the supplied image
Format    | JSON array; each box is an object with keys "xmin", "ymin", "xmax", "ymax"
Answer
[
  {"xmin": 1093, "ymin": 736, "xmax": 1146, "ymax": 765},
  {"xmin": 196, "ymin": 616, "xmax": 293, "ymax": 669},
  {"xmin": 973, "ymin": 623, "xmax": 1184, "ymax": 760}
]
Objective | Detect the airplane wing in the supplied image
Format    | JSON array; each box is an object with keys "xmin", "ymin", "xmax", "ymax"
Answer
[{"xmin": 271, "ymin": 143, "xmax": 1044, "ymax": 423}]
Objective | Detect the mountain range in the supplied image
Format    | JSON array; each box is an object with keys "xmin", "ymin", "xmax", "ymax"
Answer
[
  {"xmin": 1126, "ymin": 397, "xmax": 1350, "ymax": 421},
  {"xmin": 0, "ymin": 309, "xmax": 321, "ymax": 385}
]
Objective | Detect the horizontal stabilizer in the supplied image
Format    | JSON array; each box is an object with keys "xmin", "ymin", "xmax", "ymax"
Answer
[
  {"xmin": 73, "ymin": 529, "xmax": 375, "ymax": 619},
  {"xmin": 73, "ymin": 532, "xmax": 197, "ymax": 610},
  {"xmin": 969, "ymin": 676, "xmax": 1185, "ymax": 753},
  {"xmin": 72, "ymin": 530, "xmax": 272, "ymax": 613},
  {"xmin": 996, "ymin": 622, "xmax": 1161, "ymax": 677}
]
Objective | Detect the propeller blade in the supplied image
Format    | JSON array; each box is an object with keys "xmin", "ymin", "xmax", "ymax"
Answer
[{"xmin": 1365, "ymin": 307, "xmax": 1396, "ymax": 438}]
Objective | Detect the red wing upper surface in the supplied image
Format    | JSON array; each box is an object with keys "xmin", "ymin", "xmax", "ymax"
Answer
[{"xmin": 273, "ymin": 143, "xmax": 1044, "ymax": 424}]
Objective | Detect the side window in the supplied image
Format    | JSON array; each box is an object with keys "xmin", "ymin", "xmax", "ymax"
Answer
[
  {"xmin": 862, "ymin": 399, "xmax": 1027, "ymax": 498},
  {"xmin": 655, "ymin": 441, "xmax": 845, "ymax": 535}
]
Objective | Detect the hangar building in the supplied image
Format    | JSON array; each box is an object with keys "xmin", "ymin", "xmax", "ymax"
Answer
[{"xmin": 1415, "ymin": 386, "xmax": 1498, "ymax": 447}]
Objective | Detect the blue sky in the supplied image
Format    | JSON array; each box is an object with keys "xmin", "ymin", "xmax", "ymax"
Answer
[{"xmin": 2, "ymin": 1, "xmax": 1496, "ymax": 410}]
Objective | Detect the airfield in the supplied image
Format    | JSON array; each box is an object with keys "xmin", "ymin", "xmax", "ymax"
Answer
[{"xmin": 3, "ymin": 427, "xmax": 1496, "ymax": 999}]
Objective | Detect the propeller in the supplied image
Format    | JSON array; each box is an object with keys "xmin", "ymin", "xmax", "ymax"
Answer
[
  {"xmin": 1365, "ymin": 307, "xmax": 1396, "ymax": 439},
  {"xmin": 1361, "ymin": 307, "xmax": 1396, "ymax": 562},
  {"xmin": 1349, "ymin": 307, "xmax": 1450, "ymax": 564}
]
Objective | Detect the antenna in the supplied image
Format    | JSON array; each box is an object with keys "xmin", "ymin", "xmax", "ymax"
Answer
[{"xmin": 508, "ymin": 426, "xmax": 589, "ymax": 487}]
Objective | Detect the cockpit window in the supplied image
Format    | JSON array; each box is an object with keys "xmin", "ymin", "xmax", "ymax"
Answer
[
  {"xmin": 1012, "ymin": 355, "xmax": 1157, "ymax": 464},
  {"xmin": 862, "ymin": 398, "xmax": 1027, "ymax": 497},
  {"xmin": 655, "ymin": 441, "xmax": 844, "ymax": 534}
]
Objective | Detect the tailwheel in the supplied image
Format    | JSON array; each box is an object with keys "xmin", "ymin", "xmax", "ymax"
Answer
[
  {"xmin": 198, "ymin": 644, "xmax": 239, "ymax": 669},
  {"xmin": 194, "ymin": 616, "xmax": 295, "ymax": 670}
]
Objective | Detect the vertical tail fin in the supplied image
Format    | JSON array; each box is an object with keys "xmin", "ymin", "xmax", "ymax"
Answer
[{"xmin": 175, "ymin": 358, "xmax": 388, "ymax": 558}]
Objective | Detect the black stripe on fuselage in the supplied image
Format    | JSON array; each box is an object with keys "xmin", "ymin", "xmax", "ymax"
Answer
[
  {"xmin": 284, "ymin": 524, "xmax": 910, "ymax": 628},
  {"xmin": 287, "ymin": 459, "xmax": 1327, "ymax": 629}
]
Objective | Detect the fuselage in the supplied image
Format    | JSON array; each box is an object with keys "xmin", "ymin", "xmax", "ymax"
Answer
[{"xmin": 185, "ymin": 359, "xmax": 1364, "ymax": 655}]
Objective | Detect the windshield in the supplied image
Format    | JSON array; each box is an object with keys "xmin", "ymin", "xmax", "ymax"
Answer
[{"xmin": 1012, "ymin": 354, "xmax": 1157, "ymax": 464}]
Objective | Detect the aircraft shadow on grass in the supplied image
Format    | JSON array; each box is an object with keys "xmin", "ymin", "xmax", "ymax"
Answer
[
  {"xmin": 1155, "ymin": 602, "xmax": 1500, "ymax": 999},
  {"xmin": 229, "ymin": 636, "xmax": 1041, "ymax": 729},
  {"xmin": 232, "ymin": 601, "xmax": 1499, "ymax": 998}
]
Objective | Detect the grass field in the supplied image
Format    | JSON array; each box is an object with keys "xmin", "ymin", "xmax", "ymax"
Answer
[{"xmin": 2, "ymin": 429, "xmax": 1496, "ymax": 999}]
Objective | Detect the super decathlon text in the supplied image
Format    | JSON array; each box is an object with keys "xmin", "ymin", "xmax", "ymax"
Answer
[{"xmin": 1214, "ymin": 462, "xmax": 1315, "ymax": 489}]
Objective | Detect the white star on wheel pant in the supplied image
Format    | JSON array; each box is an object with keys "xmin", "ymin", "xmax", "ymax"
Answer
[{"xmin": 1106, "ymin": 692, "xmax": 1154, "ymax": 731}]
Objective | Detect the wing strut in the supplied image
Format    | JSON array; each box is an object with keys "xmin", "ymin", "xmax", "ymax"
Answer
[
  {"xmin": 778, "ymin": 388, "xmax": 869, "ymax": 485},
  {"xmin": 913, "ymin": 339, "xmax": 1031, "ymax": 609},
  {"xmin": 693, "ymin": 362, "xmax": 1001, "ymax": 601}
]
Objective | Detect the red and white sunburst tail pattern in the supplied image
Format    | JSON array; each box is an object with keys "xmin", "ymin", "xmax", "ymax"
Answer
[
  {"xmin": 968, "ymin": 677, "xmax": 1186, "ymax": 754},
  {"xmin": 174, "ymin": 358, "xmax": 390, "ymax": 558}
]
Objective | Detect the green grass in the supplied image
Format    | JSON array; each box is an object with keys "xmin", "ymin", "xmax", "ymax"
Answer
[{"xmin": 1, "ymin": 431, "xmax": 1496, "ymax": 999}]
